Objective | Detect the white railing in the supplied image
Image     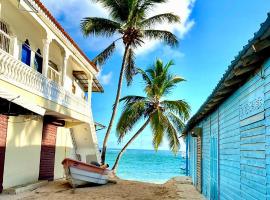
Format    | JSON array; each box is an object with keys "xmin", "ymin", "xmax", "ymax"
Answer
[
  {"xmin": 48, "ymin": 66, "xmax": 61, "ymax": 85},
  {"xmin": 0, "ymin": 30, "xmax": 11, "ymax": 53},
  {"xmin": 0, "ymin": 48, "xmax": 90, "ymax": 117}
]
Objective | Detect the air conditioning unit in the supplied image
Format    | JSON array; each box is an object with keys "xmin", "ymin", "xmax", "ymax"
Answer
[{"xmin": 191, "ymin": 127, "xmax": 202, "ymax": 137}]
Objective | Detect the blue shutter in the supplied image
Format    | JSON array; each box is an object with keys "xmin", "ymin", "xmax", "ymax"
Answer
[{"xmin": 21, "ymin": 42, "xmax": 31, "ymax": 66}]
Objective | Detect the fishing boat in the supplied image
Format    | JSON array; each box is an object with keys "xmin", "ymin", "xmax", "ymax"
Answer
[{"xmin": 62, "ymin": 158, "xmax": 110, "ymax": 187}]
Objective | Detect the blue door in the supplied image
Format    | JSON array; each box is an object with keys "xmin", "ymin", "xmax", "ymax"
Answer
[{"xmin": 210, "ymin": 137, "xmax": 218, "ymax": 200}]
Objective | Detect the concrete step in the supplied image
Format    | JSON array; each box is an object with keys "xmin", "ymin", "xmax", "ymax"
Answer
[{"xmin": 3, "ymin": 180, "xmax": 48, "ymax": 195}]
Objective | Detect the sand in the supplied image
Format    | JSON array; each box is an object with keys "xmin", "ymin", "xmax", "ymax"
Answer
[{"xmin": 0, "ymin": 177, "xmax": 203, "ymax": 200}]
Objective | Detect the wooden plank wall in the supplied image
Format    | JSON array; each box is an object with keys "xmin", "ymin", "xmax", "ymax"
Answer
[
  {"xmin": 263, "ymin": 58, "xmax": 270, "ymax": 200},
  {"xmin": 188, "ymin": 57, "xmax": 270, "ymax": 200},
  {"xmin": 202, "ymin": 118, "xmax": 210, "ymax": 198},
  {"xmin": 196, "ymin": 135, "xmax": 202, "ymax": 192}
]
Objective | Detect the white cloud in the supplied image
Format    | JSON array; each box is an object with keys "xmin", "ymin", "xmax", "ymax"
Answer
[
  {"xmin": 97, "ymin": 71, "xmax": 113, "ymax": 85},
  {"xmin": 135, "ymin": 0, "xmax": 196, "ymax": 55},
  {"xmin": 41, "ymin": 0, "xmax": 195, "ymax": 55}
]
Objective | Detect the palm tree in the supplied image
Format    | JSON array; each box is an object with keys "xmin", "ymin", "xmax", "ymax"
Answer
[
  {"xmin": 80, "ymin": 0, "xmax": 181, "ymax": 164},
  {"xmin": 111, "ymin": 59, "xmax": 190, "ymax": 171}
]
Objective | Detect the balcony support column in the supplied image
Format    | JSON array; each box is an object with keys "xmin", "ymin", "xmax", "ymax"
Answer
[
  {"xmin": 42, "ymin": 37, "xmax": 52, "ymax": 77},
  {"xmin": 62, "ymin": 51, "xmax": 70, "ymax": 88},
  {"xmin": 11, "ymin": 36, "xmax": 19, "ymax": 59},
  {"xmin": 87, "ymin": 74, "xmax": 93, "ymax": 106},
  {"xmin": 0, "ymin": 0, "xmax": 2, "ymax": 18}
]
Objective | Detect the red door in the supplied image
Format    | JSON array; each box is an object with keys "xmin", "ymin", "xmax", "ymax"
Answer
[{"xmin": 39, "ymin": 121, "xmax": 57, "ymax": 181}]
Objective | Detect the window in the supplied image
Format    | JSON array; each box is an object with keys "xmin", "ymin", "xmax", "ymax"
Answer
[
  {"xmin": 48, "ymin": 60, "xmax": 61, "ymax": 84},
  {"xmin": 0, "ymin": 21, "xmax": 10, "ymax": 53},
  {"xmin": 21, "ymin": 39, "xmax": 31, "ymax": 66},
  {"xmin": 34, "ymin": 49, "xmax": 43, "ymax": 73},
  {"xmin": 72, "ymin": 82, "xmax": 76, "ymax": 94}
]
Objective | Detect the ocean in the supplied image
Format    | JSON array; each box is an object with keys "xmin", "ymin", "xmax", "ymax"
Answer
[{"xmin": 105, "ymin": 149, "xmax": 186, "ymax": 184}]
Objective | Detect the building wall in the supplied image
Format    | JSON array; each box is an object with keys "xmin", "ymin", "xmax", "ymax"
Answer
[
  {"xmin": 188, "ymin": 57, "xmax": 270, "ymax": 200},
  {"xmin": 0, "ymin": 115, "xmax": 8, "ymax": 192},
  {"xmin": 54, "ymin": 127, "xmax": 76, "ymax": 180},
  {"xmin": 3, "ymin": 115, "xmax": 43, "ymax": 189}
]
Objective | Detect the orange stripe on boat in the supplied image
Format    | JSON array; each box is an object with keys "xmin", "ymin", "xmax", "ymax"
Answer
[{"xmin": 62, "ymin": 158, "xmax": 109, "ymax": 175}]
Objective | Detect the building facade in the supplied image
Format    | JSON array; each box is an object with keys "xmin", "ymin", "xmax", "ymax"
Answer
[
  {"xmin": 0, "ymin": 0, "xmax": 103, "ymax": 192},
  {"xmin": 185, "ymin": 14, "xmax": 270, "ymax": 199}
]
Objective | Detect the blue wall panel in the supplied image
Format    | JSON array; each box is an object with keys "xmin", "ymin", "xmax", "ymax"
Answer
[{"xmin": 188, "ymin": 57, "xmax": 270, "ymax": 200}]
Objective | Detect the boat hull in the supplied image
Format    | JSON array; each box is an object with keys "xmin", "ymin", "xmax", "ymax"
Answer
[{"xmin": 62, "ymin": 158, "xmax": 110, "ymax": 187}]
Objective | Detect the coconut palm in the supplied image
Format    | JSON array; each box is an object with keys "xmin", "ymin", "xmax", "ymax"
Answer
[
  {"xmin": 111, "ymin": 59, "xmax": 190, "ymax": 171},
  {"xmin": 80, "ymin": 0, "xmax": 181, "ymax": 164}
]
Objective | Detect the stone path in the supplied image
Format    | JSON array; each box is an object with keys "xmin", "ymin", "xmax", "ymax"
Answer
[{"xmin": 172, "ymin": 177, "xmax": 204, "ymax": 200}]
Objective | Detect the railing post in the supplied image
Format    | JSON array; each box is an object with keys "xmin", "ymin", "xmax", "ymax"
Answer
[{"xmin": 42, "ymin": 37, "xmax": 52, "ymax": 77}]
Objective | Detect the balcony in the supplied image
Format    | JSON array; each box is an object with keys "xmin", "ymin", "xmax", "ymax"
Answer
[{"xmin": 0, "ymin": 47, "xmax": 90, "ymax": 117}]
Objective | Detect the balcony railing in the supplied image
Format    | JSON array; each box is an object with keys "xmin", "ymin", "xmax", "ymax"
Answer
[
  {"xmin": 0, "ymin": 29, "xmax": 11, "ymax": 53},
  {"xmin": 0, "ymin": 48, "xmax": 90, "ymax": 116}
]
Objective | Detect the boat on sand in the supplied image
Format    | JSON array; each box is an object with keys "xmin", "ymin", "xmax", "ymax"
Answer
[{"xmin": 62, "ymin": 158, "xmax": 110, "ymax": 187}]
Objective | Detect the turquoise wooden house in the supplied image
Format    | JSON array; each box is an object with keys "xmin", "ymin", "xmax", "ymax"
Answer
[{"xmin": 184, "ymin": 13, "xmax": 270, "ymax": 200}]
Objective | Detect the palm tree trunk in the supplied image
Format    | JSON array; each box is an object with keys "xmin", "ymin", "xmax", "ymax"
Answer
[
  {"xmin": 111, "ymin": 118, "xmax": 150, "ymax": 172},
  {"xmin": 101, "ymin": 44, "xmax": 130, "ymax": 164}
]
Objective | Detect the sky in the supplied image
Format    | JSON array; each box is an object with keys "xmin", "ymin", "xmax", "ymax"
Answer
[{"xmin": 41, "ymin": 0, "xmax": 270, "ymax": 151}]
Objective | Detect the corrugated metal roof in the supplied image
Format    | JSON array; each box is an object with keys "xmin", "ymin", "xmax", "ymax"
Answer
[{"xmin": 183, "ymin": 13, "xmax": 270, "ymax": 135}]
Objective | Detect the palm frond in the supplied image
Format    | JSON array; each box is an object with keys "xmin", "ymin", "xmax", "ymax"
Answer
[
  {"xmin": 143, "ymin": 30, "xmax": 179, "ymax": 47},
  {"xmin": 116, "ymin": 101, "xmax": 147, "ymax": 142},
  {"xmin": 93, "ymin": 42, "xmax": 116, "ymax": 66},
  {"xmin": 80, "ymin": 17, "xmax": 121, "ymax": 37},
  {"xmin": 91, "ymin": 0, "xmax": 130, "ymax": 22},
  {"xmin": 166, "ymin": 119, "xmax": 180, "ymax": 154},
  {"xmin": 125, "ymin": 48, "xmax": 136, "ymax": 86},
  {"xmin": 167, "ymin": 112, "xmax": 185, "ymax": 133},
  {"xmin": 120, "ymin": 95, "xmax": 147, "ymax": 106},
  {"xmin": 161, "ymin": 100, "xmax": 190, "ymax": 121},
  {"xmin": 141, "ymin": 13, "xmax": 180, "ymax": 28},
  {"xmin": 137, "ymin": 68, "xmax": 152, "ymax": 86},
  {"xmin": 159, "ymin": 111, "xmax": 180, "ymax": 154},
  {"xmin": 160, "ymin": 76, "xmax": 185, "ymax": 96},
  {"xmin": 150, "ymin": 110, "xmax": 165, "ymax": 150}
]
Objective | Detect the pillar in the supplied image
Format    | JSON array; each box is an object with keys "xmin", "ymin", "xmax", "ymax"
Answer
[
  {"xmin": 62, "ymin": 51, "xmax": 69, "ymax": 88},
  {"xmin": 42, "ymin": 37, "xmax": 52, "ymax": 77},
  {"xmin": 11, "ymin": 36, "xmax": 19, "ymax": 59},
  {"xmin": 0, "ymin": 0, "xmax": 2, "ymax": 18},
  {"xmin": 87, "ymin": 74, "xmax": 93, "ymax": 106}
]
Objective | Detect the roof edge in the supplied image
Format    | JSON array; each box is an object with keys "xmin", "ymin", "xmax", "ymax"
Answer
[
  {"xmin": 32, "ymin": 0, "xmax": 99, "ymax": 72},
  {"xmin": 183, "ymin": 13, "xmax": 270, "ymax": 135}
]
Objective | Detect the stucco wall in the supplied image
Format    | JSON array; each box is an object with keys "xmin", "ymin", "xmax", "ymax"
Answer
[
  {"xmin": 3, "ymin": 115, "xmax": 43, "ymax": 188},
  {"xmin": 54, "ymin": 127, "xmax": 76, "ymax": 180}
]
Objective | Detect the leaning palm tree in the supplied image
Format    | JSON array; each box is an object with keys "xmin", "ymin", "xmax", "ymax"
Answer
[
  {"xmin": 80, "ymin": 0, "xmax": 181, "ymax": 164},
  {"xmin": 111, "ymin": 59, "xmax": 190, "ymax": 171}
]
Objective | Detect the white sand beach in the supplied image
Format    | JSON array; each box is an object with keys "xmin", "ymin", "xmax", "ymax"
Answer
[{"xmin": 0, "ymin": 177, "xmax": 203, "ymax": 200}]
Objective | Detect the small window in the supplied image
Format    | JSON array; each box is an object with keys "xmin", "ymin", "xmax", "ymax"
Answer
[
  {"xmin": 34, "ymin": 49, "xmax": 43, "ymax": 73},
  {"xmin": 21, "ymin": 39, "xmax": 31, "ymax": 66},
  {"xmin": 0, "ymin": 21, "xmax": 10, "ymax": 53},
  {"xmin": 72, "ymin": 82, "xmax": 76, "ymax": 94}
]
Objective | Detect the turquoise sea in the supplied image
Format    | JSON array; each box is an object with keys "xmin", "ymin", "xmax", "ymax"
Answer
[{"xmin": 105, "ymin": 149, "xmax": 186, "ymax": 184}]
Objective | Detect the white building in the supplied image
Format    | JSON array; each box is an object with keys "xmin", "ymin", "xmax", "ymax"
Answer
[{"xmin": 0, "ymin": 0, "xmax": 103, "ymax": 192}]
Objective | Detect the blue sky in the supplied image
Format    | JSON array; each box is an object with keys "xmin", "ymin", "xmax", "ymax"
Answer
[{"xmin": 42, "ymin": 0, "xmax": 270, "ymax": 151}]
